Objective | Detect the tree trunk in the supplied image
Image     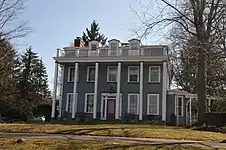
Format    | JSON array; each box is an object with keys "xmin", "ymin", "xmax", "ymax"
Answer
[{"xmin": 197, "ymin": 44, "xmax": 207, "ymax": 124}]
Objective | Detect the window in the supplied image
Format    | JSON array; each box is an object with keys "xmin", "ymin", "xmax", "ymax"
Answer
[
  {"xmin": 68, "ymin": 66, "xmax": 78, "ymax": 82},
  {"xmin": 149, "ymin": 66, "xmax": 160, "ymax": 82},
  {"xmin": 175, "ymin": 96, "xmax": 183, "ymax": 117},
  {"xmin": 147, "ymin": 94, "xmax": 159, "ymax": 115},
  {"xmin": 128, "ymin": 94, "xmax": 139, "ymax": 114},
  {"xmin": 110, "ymin": 43, "xmax": 118, "ymax": 50},
  {"xmin": 128, "ymin": 66, "xmax": 139, "ymax": 82},
  {"xmin": 87, "ymin": 66, "xmax": 95, "ymax": 82},
  {"xmin": 130, "ymin": 43, "xmax": 139, "ymax": 50},
  {"xmin": 91, "ymin": 44, "xmax": 97, "ymax": 50},
  {"xmin": 66, "ymin": 93, "xmax": 76, "ymax": 113},
  {"xmin": 107, "ymin": 66, "xmax": 117, "ymax": 82},
  {"xmin": 85, "ymin": 93, "xmax": 94, "ymax": 113}
]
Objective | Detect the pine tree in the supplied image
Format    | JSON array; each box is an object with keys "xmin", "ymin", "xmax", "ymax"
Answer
[
  {"xmin": 17, "ymin": 47, "xmax": 39, "ymax": 120},
  {"xmin": 78, "ymin": 20, "xmax": 107, "ymax": 46}
]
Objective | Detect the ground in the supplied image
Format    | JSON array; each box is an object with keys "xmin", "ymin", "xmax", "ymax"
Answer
[
  {"xmin": 0, "ymin": 138, "xmax": 218, "ymax": 150},
  {"xmin": 0, "ymin": 123, "xmax": 226, "ymax": 141},
  {"xmin": 0, "ymin": 123, "xmax": 226, "ymax": 149}
]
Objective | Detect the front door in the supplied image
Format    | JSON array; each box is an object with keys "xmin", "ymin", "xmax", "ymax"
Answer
[{"xmin": 107, "ymin": 98, "xmax": 115, "ymax": 120}]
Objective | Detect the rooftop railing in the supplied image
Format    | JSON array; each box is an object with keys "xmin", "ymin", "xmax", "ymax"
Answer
[{"xmin": 57, "ymin": 47, "xmax": 167, "ymax": 57}]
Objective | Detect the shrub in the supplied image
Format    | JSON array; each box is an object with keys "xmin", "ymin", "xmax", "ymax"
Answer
[{"xmin": 203, "ymin": 112, "xmax": 226, "ymax": 127}]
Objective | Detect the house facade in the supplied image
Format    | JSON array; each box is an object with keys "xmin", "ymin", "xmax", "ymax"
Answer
[{"xmin": 51, "ymin": 38, "xmax": 215, "ymax": 125}]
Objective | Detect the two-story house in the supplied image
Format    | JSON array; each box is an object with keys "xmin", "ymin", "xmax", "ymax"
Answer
[{"xmin": 51, "ymin": 38, "xmax": 216, "ymax": 125}]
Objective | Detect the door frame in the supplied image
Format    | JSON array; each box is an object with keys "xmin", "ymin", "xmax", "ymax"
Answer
[{"xmin": 100, "ymin": 93, "xmax": 122, "ymax": 120}]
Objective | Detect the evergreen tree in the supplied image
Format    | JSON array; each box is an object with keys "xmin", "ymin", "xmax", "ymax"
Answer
[
  {"xmin": 78, "ymin": 20, "xmax": 107, "ymax": 46},
  {"xmin": 17, "ymin": 47, "xmax": 39, "ymax": 120}
]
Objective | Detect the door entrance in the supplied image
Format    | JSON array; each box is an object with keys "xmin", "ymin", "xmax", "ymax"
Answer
[
  {"xmin": 107, "ymin": 99, "xmax": 115, "ymax": 120},
  {"xmin": 101, "ymin": 93, "xmax": 122, "ymax": 120}
]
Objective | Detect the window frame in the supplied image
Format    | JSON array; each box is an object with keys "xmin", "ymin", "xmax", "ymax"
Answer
[
  {"xmin": 84, "ymin": 93, "xmax": 94, "ymax": 113},
  {"xmin": 67, "ymin": 66, "xmax": 78, "ymax": 82},
  {"xmin": 66, "ymin": 93, "xmax": 76, "ymax": 113},
  {"xmin": 149, "ymin": 66, "xmax": 161, "ymax": 83},
  {"xmin": 128, "ymin": 66, "xmax": 139, "ymax": 82},
  {"xmin": 107, "ymin": 66, "xmax": 118, "ymax": 82},
  {"xmin": 127, "ymin": 94, "xmax": 139, "ymax": 115},
  {"xmin": 147, "ymin": 94, "xmax": 160, "ymax": 115},
  {"xmin": 175, "ymin": 96, "xmax": 184, "ymax": 117},
  {"xmin": 86, "ymin": 66, "xmax": 95, "ymax": 82}
]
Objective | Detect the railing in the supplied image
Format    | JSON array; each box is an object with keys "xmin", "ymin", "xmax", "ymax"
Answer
[{"xmin": 58, "ymin": 47, "xmax": 166, "ymax": 57}]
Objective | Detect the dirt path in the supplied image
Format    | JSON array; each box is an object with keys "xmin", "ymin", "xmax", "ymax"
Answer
[{"xmin": 0, "ymin": 132, "xmax": 225, "ymax": 149}]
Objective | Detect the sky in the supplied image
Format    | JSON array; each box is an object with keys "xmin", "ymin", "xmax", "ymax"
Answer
[{"xmin": 17, "ymin": 0, "xmax": 163, "ymax": 90}]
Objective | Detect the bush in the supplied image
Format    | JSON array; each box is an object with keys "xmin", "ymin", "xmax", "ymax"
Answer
[
  {"xmin": 33, "ymin": 104, "xmax": 51, "ymax": 122},
  {"xmin": 203, "ymin": 112, "xmax": 226, "ymax": 127}
]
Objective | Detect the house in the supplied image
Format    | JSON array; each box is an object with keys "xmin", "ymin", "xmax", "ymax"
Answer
[{"xmin": 51, "ymin": 38, "xmax": 216, "ymax": 125}]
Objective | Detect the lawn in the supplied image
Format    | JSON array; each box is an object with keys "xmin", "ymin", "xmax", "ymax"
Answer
[
  {"xmin": 0, "ymin": 138, "xmax": 211, "ymax": 150},
  {"xmin": 0, "ymin": 123, "xmax": 226, "ymax": 142}
]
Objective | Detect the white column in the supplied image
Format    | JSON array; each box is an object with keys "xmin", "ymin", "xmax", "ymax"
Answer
[
  {"xmin": 93, "ymin": 62, "xmax": 99, "ymax": 119},
  {"xmin": 58, "ymin": 65, "xmax": 64, "ymax": 118},
  {"xmin": 189, "ymin": 97, "xmax": 192, "ymax": 125},
  {"xmin": 139, "ymin": 62, "xmax": 143, "ymax": 121},
  {"xmin": 116, "ymin": 62, "xmax": 121, "ymax": 120},
  {"xmin": 51, "ymin": 62, "xmax": 59, "ymax": 118},
  {"xmin": 162, "ymin": 62, "xmax": 167, "ymax": 121},
  {"xmin": 72, "ymin": 63, "xmax": 78, "ymax": 119},
  {"xmin": 51, "ymin": 49, "xmax": 59, "ymax": 119}
]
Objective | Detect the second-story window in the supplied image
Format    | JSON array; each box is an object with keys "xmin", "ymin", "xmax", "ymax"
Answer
[
  {"xmin": 68, "ymin": 66, "xmax": 75, "ymax": 82},
  {"xmin": 68, "ymin": 66, "xmax": 78, "ymax": 82},
  {"xmin": 149, "ymin": 66, "xmax": 160, "ymax": 83},
  {"xmin": 128, "ymin": 66, "xmax": 139, "ymax": 82},
  {"xmin": 87, "ymin": 66, "xmax": 95, "ymax": 82},
  {"xmin": 107, "ymin": 66, "xmax": 117, "ymax": 82}
]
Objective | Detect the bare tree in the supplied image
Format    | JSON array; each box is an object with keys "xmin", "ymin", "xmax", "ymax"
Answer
[
  {"xmin": 0, "ymin": 0, "xmax": 29, "ymax": 40},
  {"xmin": 131, "ymin": 0, "xmax": 226, "ymax": 123}
]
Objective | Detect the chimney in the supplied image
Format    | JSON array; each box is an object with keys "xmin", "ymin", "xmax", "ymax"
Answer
[{"xmin": 74, "ymin": 38, "xmax": 85, "ymax": 47}]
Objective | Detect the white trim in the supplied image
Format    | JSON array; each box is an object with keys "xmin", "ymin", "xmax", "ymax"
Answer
[
  {"xmin": 67, "ymin": 66, "xmax": 78, "ymax": 82},
  {"xmin": 147, "ymin": 94, "xmax": 160, "ymax": 115},
  {"xmin": 100, "ymin": 93, "xmax": 121, "ymax": 120},
  {"xmin": 162, "ymin": 62, "xmax": 167, "ymax": 121},
  {"xmin": 93, "ymin": 62, "xmax": 99, "ymax": 119},
  {"xmin": 54, "ymin": 56, "xmax": 168, "ymax": 63},
  {"xmin": 128, "ymin": 94, "xmax": 139, "ymax": 115},
  {"xmin": 149, "ymin": 66, "xmax": 161, "ymax": 83},
  {"xmin": 116, "ymin": 62, "xmax": 121, "ymax": 120},
  {"xmin": 72, "ymin": 63, "xmax": 78, "ymax": 119},
  {"xmin": 66, "ymin": 93, "xmax": 75, "ymax": 113},
  {"xmin": 51, "ymin": 62, "xmax": 58, "ymax": 118},
  {"xmin": 168, "ymin": 90, "xmax": 188, "ymax": 95},
  {"xmin": 175, "ymin": 95, "xmax": 184, "ymax": 117},
  {"xmin": 86, "ymin": 66, "xmax": 95, "ymax": 82},
  {"xmin": 128, "ymin": 66, "xmax": 139, "ymax": 82},
  {"xmin": 85, "ymin": 93, "xmax": 94, "ymax": 113},
  {"xmin": 107, "ymin": 66, "xmax": 117, "ymax": 82},
  {"xmin": 139, "ymin": 62, "xmax": 143, "ymax": 120},
  {"xmin": 58, "ymin": 65, "xmax": 64, "ymax": 118}
]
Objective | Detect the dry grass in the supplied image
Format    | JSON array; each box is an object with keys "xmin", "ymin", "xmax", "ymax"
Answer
[
  {"xmin": 0, "ymin": 138, "xmax": 210, "ymax": 150},
  {"xmin": 0, "ymin": 123, "xmax": 225, "ymax": 142}
]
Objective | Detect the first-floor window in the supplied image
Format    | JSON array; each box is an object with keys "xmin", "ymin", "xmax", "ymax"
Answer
[
  {"xmin": 66, "ymin": 93, "xmax": 76, "ymax": 113},
  {"xmin": 176, "ymin": 96, "xmax": 183, "ymax": 116},
  {"xmin": 85, "ymin": 93, "xmax": 94, "ymax": 113},
  {"xmin": 128, "ymin": 94, "xmax": 139, "ymax": 114},
  {"xmin": 147, "ymin": 94, "xmax": 159, "ymax": 115}
]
